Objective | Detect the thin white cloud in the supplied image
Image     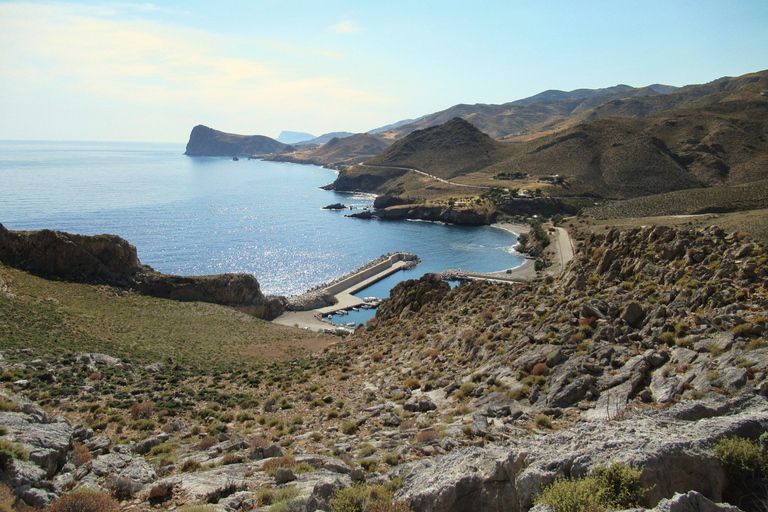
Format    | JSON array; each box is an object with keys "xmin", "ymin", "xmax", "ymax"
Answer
[
  {"xmin": 0, "ymin": 2, "xmax": 386, "ymax": 136},
  {"xmin": 330, "ymin": 21, "xmax": 360, "ymax": 34}
]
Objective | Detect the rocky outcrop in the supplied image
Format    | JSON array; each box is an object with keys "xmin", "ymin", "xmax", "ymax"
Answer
[
  {"xmin": 345, "ymin": 197, "xmax": 575, "ymax": 226},
  {"xmin": 0, "ymin": 223, "xmax": 285, "ymax": 319},
  {"xmin": 396, "ymin": 396, "xmax": 768, "ymax": 512},
  {"xmin": 376, "ymin": 273, "xmax": 450, "ymax": 321},
  {"xmin": 348, "ymin": 204, "xmax": 493, "ymax": 226},
  {"xmin": 0, "ymin": 223, "xmax": 141, "ymax": 286},
  {"xmin": 0, "ymin": 393, "xmax": 73, "ymax": 508},
  {"xmin": 496, "ymin": 197, "xmax": 578, "ymax": 217},
  {"xmin": 184, "ymin": 125, "xmax": 293, "ymax": 157}
]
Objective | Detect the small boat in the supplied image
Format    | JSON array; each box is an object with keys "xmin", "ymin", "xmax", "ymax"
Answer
[
  {"xmin": 351, "ymin": 307, "xmax": 359, "ymax": 312},
  {"xmin": 346, "ymin": 322, "xmax": 355, "ymax": 327},
  {"xmin": 335, "ymin": 310, "xmax": 348, "ymax": 316}
]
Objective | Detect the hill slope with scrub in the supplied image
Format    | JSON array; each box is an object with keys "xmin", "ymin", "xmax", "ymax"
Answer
[{"xmin": 2, "ymin": 223, "xmax": 768, "ymax": 511}]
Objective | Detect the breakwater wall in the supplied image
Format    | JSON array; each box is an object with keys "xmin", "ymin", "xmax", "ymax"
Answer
[
  {"xmin": 324, "ymin": 252, "xmax": 419, "ymax": 296},
  {"xmin": 285, "ymin": 252, "xmax": 419, "ymax": 311}
]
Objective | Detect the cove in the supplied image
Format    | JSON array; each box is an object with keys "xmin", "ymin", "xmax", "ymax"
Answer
[{"xmin": 0, "ymin": 141, "xmax": 524, "ymax": 298}]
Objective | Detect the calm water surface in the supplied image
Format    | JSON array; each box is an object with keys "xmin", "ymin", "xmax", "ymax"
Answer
[{"xmin": 0, "ymin": 141, "xmax": 523, "ymax": 297}]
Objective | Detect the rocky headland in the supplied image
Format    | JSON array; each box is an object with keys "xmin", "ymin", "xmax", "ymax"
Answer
[
  {"xmin": 0, "ymin": 223, "xmax": 285, "ymax": 320},
  {"xmin": 184, "ymin": 125, "xmax": 294, "ymax": 157}
]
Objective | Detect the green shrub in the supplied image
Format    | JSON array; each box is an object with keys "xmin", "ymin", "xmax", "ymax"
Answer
[
  {"xmin": 330, "ymin": 484, "xmax": 370, "ymax": 512},
  {"xmin": 535, "ymin": 474, "xmax": 604, "ymax": 512},
  {"xmin": 592, "ymin": 463, "xmax": 645, "ymax": 508},
  {"xmin": 535, "ymin": 463, "xmax": 644, "ymax": 512},
  {"xmin": 732, "ymin": 323, "xmax": 755, "ymax": 337},
  {"xmin": 45, "ymin": 490, "xmax": 120, "ymax": 512},
  {"xmin": 359, "ymin": 458, "xmax": 378, "ymax": 472},
  {"xmin": 341, "ymin": 420, "xmax": 358, "ymax": 435},
  {"xmin": 533, "ymin": 414, "xmax": 553, "ymax": 429},
  {"xmin": 454, "ymin": 382, "xmax": 476, "ymax": 399},
  {"xmin": 383, "ymin": 452, "xmax": 401, "ymax": 466},
  {"xmin": 0, "ymin": 439, "xmax": 29, "ymax": 470},
  {"xmin": 715, "ymin": 435, "xmax": 768, "ymax": 511},
  {"xmin": 0, "ymin": 398, "xmax": 17, "ymax": 412},
  {"xmin": 715, "ymin": 436, "xmax": 767, "ymax": 482},
  {"xmin": 659, "ymin": 332, "xmax": 676, "ymax": 345}
]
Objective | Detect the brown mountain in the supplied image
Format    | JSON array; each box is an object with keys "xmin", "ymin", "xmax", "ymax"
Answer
[
  {"xmin": 366, "ymin": 117, "xmax": 513, "ymax": 179},
  {"xmin": 184, "ymin": 125, "xmax": 293, "ymax": 157},
  {"xmin": 379, "ymin": 84, "xmax": 680, "ymax": 140},
  {"xmin": 330, "ymin": 70, "xmax": 768, "ymax": 201}
]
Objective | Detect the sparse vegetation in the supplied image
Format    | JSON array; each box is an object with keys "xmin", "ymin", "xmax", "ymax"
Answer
[{"xmin": 534, "ymin": 463, "xmax": 645, "ymax": 512}]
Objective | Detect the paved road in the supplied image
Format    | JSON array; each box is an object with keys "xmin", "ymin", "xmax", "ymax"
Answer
[
  {"xmin": 553, "ymin": 227, "xmax": 574, "ymax": 274},
  {"xmin": 358, "ymin": 164, "xmax": 490, "ymax": 190}
]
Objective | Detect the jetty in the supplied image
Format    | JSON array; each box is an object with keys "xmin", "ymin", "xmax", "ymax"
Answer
[{"xmin": 273, "ymin": 252, "xmax": 419, "ymax": 331}]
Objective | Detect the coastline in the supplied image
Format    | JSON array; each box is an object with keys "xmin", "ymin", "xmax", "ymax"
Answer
[{"xmin": 273, "ymin": 222, "xmax": 544, "ymax": 331}]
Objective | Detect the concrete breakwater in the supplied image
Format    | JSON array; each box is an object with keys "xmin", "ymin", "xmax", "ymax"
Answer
[{"xmin": 285, "ymin": 252, "xmax": 420, "ymax": 312}]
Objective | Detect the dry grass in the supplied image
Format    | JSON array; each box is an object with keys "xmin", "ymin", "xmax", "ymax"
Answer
[{"xmin": 0, "ymin": 264, "xmax": 332, "ymax": 370}]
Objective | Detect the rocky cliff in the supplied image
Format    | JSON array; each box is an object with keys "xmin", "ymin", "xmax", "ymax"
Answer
[
  {"xmin": 184, "ymin": 125, "xmax": 293, "ymax": 157},
  {"xmin": 347, "ymin": 197, "xmax": 576, "ymax": 226},
  {"xmin": 0, "ymin": 223, "xmax": 284, "ymax": 319}
]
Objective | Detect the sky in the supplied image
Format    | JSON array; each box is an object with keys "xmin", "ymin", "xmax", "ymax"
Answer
[{"xmin": 1, "ymin": 0, "xmax": 767, "ymax": 142}]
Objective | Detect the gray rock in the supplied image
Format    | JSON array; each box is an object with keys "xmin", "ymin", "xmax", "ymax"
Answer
[
  {"xmin": 396, "ymin": 396, "xmax": 768, "ymax": 512},
  {"xmin": 471, "ymin": 414, "xmax": 488, "ymax": 437},
  {"xmin": 72, "ymin": 423, "xmax": 94, "ymax": 442},
  {"xmin": 621, "ymin": 302, "xmax": 645, "ymax": 328},
  {"xmin": 649, "ymin": 491, "xmax": 742, "ymax": 512},
  {"xmin": 89, "ymin": 451, "xmax": 133, "ymax": 477},
  {"xmin": 144, "ymin": 362, "xmax": 165, "ymax": 374},
  {"xmin": 135, "ymin": 435, "xmax": 163, "ymax": 455},
  {"xmin": 350, "ymin": 467, "xmax": 366, "ymax": 482},
  {"xmin": 8, "ymin": 459, "xmax": 48, "ymax": 489},
  {"xmin": 18, "ymin": 487, "xmax": 58, "ymax": 508},
  {"xmin": 717, "ymin": 367, "xmax": 748, "ymax": 394},
  {"xmin": 118, "ymin": 457, "xmax": 157, "ymax": 484},
  {"xmin": 305, "ymin": 473, "xmax": 352, "ymax": 512},
  {"xmin": 85, "ymin": 434, "xmax": 111, "ymax": 455},
  {"xmin": 219, "ymin": 491, "xmax": 254, "ymax": 512},
  {"xmin": 276, "ymin": 467, "xmax": 297, "ymax": 484},
  {"xmin": 547, "ymin": 376, "xmax": 596, "ymax": 408},
  {"xmin": 0, "ymin": 411, "xmax": 73, "ymax": 477},
  {"xmin": 263, "ymin": 443, "xmax": 286, "ymax": 459},
  {"xmin": 651, "ymin": 367, "xmax": 687, "ymax": 403}
]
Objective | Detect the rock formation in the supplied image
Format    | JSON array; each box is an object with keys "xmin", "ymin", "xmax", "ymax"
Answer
[
  {"xmin": 184, "ymin": 125, "xmax": 293, "ymax": 157},
  {"xmin": 0, "ymin": 223, "xmax": 284, "ymax": 319}
]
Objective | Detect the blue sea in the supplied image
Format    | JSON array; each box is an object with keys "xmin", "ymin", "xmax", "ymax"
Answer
[{"xmin": 0, "ymin": 140, "xmax": 523, "ymax": 303}]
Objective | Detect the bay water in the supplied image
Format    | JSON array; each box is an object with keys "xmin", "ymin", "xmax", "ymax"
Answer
[{"xmin": 0, "ymin": 141, "xmax": 523, "ymax": 304}]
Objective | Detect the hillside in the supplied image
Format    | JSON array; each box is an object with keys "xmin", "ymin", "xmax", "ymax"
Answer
[
  {"xmin": 184, "ymin": 125, "xmax": 293, "ymax": 157},
  {"xmin": 379, "ymin": 84, "xmax": 681, "ymax": 140},
  {"xmin": 263, "ymin": 133, "xmax": 392, "ymax": 169},
  {"xmin": 2, "ymin": 224, "xmax": 768, "ymax": 511},
  {"xmin": 364, "ymin": 118, "xmax": 513, "ymax": 179},
  {"xmin": 326, "ymin": 70, "xmax": 768, "ymax": 204}
]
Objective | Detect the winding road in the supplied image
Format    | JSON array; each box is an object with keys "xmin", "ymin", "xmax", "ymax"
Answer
[{"xmin": 357, "ymin": 164, "xmax": 491, "ymax": 190}]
